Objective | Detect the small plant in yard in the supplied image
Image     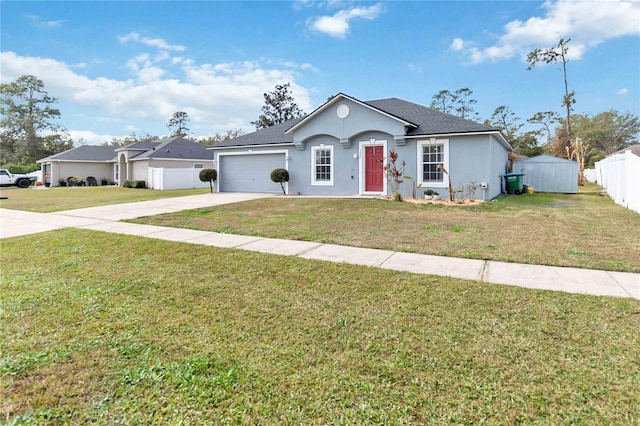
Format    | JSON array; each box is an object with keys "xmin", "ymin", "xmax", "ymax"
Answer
[
  {"xmin": 198, "ymin": 168, "xmax": 217, "ymax": 193},
  {"xmin": 466, "ymin": 181, "xmax": 478, "ymax": 201},
  {"xmin": 68, "ymin": 176, "xmax": 84, "ymax": 186},
  {"xmin": 380, "ymin": 150, "xmax": 405, "ymax": 201},
  {"xmin": 270, "ymin": 168, "xmax": 289, "ymax": 195},
  {"xmin": 124, "ymin": 180, "xmax": 146, "ymax": 189},
  {"xmin": 452, "ymin": 186, "xmax": 465, "ymax": 203},
  {"xmin": 424, "ymin": 189, "xmax": 439, "ymax": 200},
  {"xmin": 437, "ymin": 164, "xmax": 454, "ymax": 201},
  {"xmin": 424, "ymin": 189, "xmax": 438, "ymax": 196},
  {"xmin": 404, "ymin": 175, "xmax": 422, "ymax": 199},
  {"xmin": 100, "ymin": 177, "xmax": 109, "ymax": 186}
]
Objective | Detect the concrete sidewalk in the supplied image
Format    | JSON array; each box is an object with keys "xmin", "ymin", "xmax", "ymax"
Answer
[{"xmin": 1, "ymin": 193, "xmax": 638, "ymax": 299}]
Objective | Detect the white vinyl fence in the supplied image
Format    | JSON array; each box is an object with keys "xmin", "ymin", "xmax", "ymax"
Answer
[
  {"xmin": 595, "ymin": 150, "xmax": 640, "ymax": 214},
  {"xmin": 583, "ymin": 168, "xmax": 596, "ymax": 183},
  {"xmin": 147, "ymin": 167, "xmax": 211, "ymax": 190}
]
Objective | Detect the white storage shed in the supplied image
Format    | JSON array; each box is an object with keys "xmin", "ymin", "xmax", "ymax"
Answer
[{"xmin": 513, "ymin": 155, "xmax": 578, "ymax": 193}]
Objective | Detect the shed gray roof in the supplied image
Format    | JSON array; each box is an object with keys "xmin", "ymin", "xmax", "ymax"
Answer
[
  {"xmin": 515, "ymin": 154, "xmax": 578, "ymax": 164},
  {"xmin": 212, "ymin": 94, "xmax": 499, "ymax": 148},
  {"xmin": 128, "ymin": 137, "xmax": 212, "ymax": 161},
  {"xmin": 37, "ymin": 145, "xmax": 117, "ymax": 163}
]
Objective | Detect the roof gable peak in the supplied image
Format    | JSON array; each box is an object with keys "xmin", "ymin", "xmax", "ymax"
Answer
[{"xmin": 285, "ymin": 93, "xmax": 416, "ymax": 134}]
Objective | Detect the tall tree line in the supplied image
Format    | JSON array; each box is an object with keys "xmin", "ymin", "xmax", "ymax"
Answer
[{"xmin": 0, "ymin": 75, "xmax": 72, "ymax": 165}]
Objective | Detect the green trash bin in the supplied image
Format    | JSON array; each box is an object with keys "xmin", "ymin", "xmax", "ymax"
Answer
[{"xmin": 503, "ymin": 172, "xmax": 525, "ymax": 195}]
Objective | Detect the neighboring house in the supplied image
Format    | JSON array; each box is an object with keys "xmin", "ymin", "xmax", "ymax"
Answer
[
  {"xmin": 513, "ymin": 154, "xmax": 579, "ymax": 193},
  {"xmin": 115, "ymin": 138, "xmax": 213, "ymax": 187},
  {"xmin": 38, "ymin": 137, "xmax": 213, "ymax": 188},
  {"xmin": 38, "ymin": 145, "xmax": 117, "ymax": 187},
  {"xmin": 595, "ymin": 144, "xmax": 640, "ymax": 214},
  {"xmin": 210, "ymin": 93, "xmax": 512, "ymax": 199}
]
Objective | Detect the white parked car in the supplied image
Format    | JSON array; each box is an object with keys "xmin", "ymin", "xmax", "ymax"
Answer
[{"xmin": 0, "ymin": 168, "xmax": 36, "ymax": 188}]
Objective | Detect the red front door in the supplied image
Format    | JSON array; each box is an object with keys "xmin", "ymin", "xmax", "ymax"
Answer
[{"xmin": 365, "ymin": 145, "xmax": 384, "ymax": 192}]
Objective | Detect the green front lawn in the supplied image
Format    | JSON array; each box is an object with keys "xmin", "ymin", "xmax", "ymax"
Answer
[
  {"xmin": 130, "ymin": 184, "xmax": 640, "ymax": 272},
  {"xmin": 2, "ymin": 229, "xmax": 639, "ymax": 424},
  {"xmin": 0, "ymin": 186, "xmax": 209, "ymax": 212}
]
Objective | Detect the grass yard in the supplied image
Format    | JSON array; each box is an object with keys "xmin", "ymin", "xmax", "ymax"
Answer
[
  {"xmin": 0, "ymin": 186, "xmax": 209, "ymax": 213},
  {"xmin": 130, "ymin": 184, "xmax": 640, "ymax": 273},
  {"xmin": 2, "ymin": 229, "xmax": 639, "ymax": 424}
]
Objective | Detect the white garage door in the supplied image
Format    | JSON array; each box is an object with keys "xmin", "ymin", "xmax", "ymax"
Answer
[{"xmin": 219, "ymin": 153, "xmax": 286, "ymax": 193}]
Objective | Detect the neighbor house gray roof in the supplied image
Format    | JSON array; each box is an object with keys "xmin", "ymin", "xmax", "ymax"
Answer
[
  {"xmin": 612, "ymin": 144, "xmax": 640, "ymax": 157},
  {"xmin": 212, "ymin": 94, "xmax": 500, "ymax": 149},
  {"xmin": 116, "ymin": 141, "xmax": 160, "ymax": 152},
  {"xmin": 127, "ymin": 137, "xmax": 212, "ymax": 161},
  {"xmin": 37, "ymin": 145, "xmax": 117, "ymax": 163},
  {"xmin": 38, "ymin": 137, "xmax": 212, "ymax": 163}
]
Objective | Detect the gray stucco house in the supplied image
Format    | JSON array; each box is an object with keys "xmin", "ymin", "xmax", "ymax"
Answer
[
  {"xmin": 38, "ymin": 137, "xmax": 213, "ymax": 187},
  {"xmin": 211, "ymin": 93, "xmax": 511, "ymax": 199}
]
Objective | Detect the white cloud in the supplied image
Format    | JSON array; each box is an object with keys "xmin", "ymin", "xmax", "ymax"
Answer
[
  {"xmin": 118, "ymin": 32, "xmax": 186, "ymax": 52},
  {"xmin": 292, "ymin": 0, "xmax": 314, "ymax": 11},
  {"xmin": 69, "ymin": 130, "xmax": 120, "ymax": 145},
  {"xmin": 307, "ymin": 3, "xmax": 383, "ymax": 38},
  {"xmin": 407, "ymin": 63, "xmax": 422, "ymax": 72},
  {"xmin": 453, "ymin": 0, "xmax": 640, "ymax": 64},
  {"xmin": 281, "ymin": 61, "xmax": 320, "ymax": 73},
  {"xmin": 300, "ymin": 63, "xmax": 320, "ymax": 72},
  {"xmin": 617, "ymin": 88, "xmax": 629, "ymax": 95},
  {"xmin": 0, "ymin": 51, "xmax": 314, "ymax": 139},
  {"xmin": 25, "ymin": 14, "xmax": 63, "ymax": 29},
  {"xmin": 450, "ymin": 38, "xmax": 466, "ymax": 52}
]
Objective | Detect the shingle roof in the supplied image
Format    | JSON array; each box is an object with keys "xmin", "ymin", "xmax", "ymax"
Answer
[
  {"xmin": 364, "ymin": 98, "xmax": 496, "ymax": 135},
  {"xmin": 213, "ymin": 118, "xmax": 303, "ymax": 148},
  {"xmin": 37, "ymin": 145, "xmax": 117, "ymax": 162},
  {"xmin": 38, "ymin": 137, "xmax": 212, "ymax": 163},
  {"xmin": 117, "ymin": 141, "xmax": 160, "ymax": 152},
  {"xmin": 212, "ymin": 95, "xmax": 500, "ymax": 149},
  {"xmin": 612, "ymin": 144, "xmax": 640, "ymax": 157},
  {"xmin": 129, "ymin": 137, "xmax": 212, "ymax": 160}
]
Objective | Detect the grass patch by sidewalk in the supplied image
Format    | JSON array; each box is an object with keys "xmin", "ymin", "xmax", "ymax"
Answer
[
  {"xmin": 130, "ymin": 184, "xmax": 640, "ymax": 272},
  {"xmin": 0, "ymin": 186, "xmax": 209, "ymax": 212},
  {"xmin": 2, "ymin": 229, "xmax": 639, "ymax": 424}
]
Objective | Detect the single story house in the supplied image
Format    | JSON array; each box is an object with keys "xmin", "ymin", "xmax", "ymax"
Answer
[
  {"xmin": 513, "ymin": 154, "xmax": 579, "ymax": 193},
  {"xmin": 210, "ymin": 93, "xmax": 512, "ymax": 199},
  {"xmin": 38, "ymin": 137, "xmax": 213, "ymax": 187}
]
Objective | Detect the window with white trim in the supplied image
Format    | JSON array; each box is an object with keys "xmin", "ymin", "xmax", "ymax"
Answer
[
  {"xmin": 194, "ymin": 163, "xmax": 204, "ymax": 169},
  {"xmin": 418, "ymin": 139, "xmax": 449, "ymax": 186},
  {"xmin": 311, "ymin": 145, "xmax": 334, "ymax": 186}
]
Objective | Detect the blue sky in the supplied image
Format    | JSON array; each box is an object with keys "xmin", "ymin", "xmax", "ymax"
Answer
[{"xmin": 1, "ymin": 0, "xmax": 638, "ymax": 144}]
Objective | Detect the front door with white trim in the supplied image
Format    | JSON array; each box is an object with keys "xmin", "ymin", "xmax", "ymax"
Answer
[
  {"xmin": 359, "ymin": 139, "xmax": 387, "ymax": 195},
  {"xmin": 365, "ymin": 146, "xmax": 384, "ymax": 192}
]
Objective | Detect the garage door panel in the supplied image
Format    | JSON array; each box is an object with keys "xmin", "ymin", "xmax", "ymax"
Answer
[{"xmin": 219, "ymin": 154, "xmax": 285, "ymax": 193}]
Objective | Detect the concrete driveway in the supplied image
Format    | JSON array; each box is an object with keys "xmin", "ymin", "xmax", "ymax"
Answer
[{"xmin": 0, "ymin": 192, "xmax": 271, "ymax": 239}]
